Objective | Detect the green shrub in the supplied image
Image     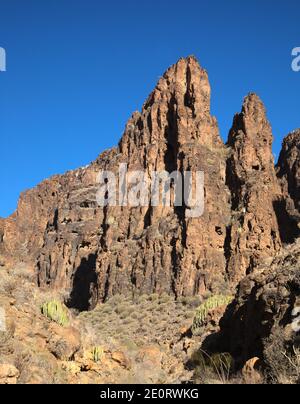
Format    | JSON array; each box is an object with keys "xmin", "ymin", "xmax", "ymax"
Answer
[
  {"xmin": 192, "ymin": 295, "xmax": 233, "ymax": 334},
  {"xmin": 41, "ymin": 301, "xmax": 69, "ymax": 327}
]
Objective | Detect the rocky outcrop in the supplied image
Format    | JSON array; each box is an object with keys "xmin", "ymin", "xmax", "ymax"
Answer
[
  {"xmin": 218, "ymin": 240, "xmax": 300, "ymax": 377},
  {"xmin": 0, "ymin": 56, "xmax": 294, "ymax": 310},
  {"xmin": 96, "ymin": 56, "xmax": 231, "ymax": 300},
  {"xmin": 0, "ymin": 57, "xmax": 232, "ymax": 306},
  {"xmin": 276, "ymin": 129, "xmax": 300, "ymax": 243},
  {"xmin": 225, "ymin": 94, "xmax": 282, "ymax": 280},
  {"xmin": 0, "ymin": 364, "xmax": 20, "ymax": 384},
  {"xmin": 205, "ymin": 129, "xmax": 300, "ymax": 378}
]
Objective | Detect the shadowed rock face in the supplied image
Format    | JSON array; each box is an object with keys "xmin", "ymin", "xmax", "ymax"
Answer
[
  {"xmin": 218, "ymin": 240, "xmax": 300, "ymax": 368},
  {"xmin": 0, "ymin": 57, "xmax": 297, "ymax": 310},
  {"xmin": 276, "ymin": 130, "xmax": 300, "ymax": 243}
]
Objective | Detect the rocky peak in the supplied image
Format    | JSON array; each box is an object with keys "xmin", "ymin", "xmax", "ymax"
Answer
[
  {"xmin": 99, "ymin": 56, "xmax": 231, "ymax": 300},
  {"xmin": 119, "ymin": 56, "xmax": 222, "ymax": 165},
  {"xmin": 225, "ymin": 93, "xmax": 282, "ymax": 279},
  {"xmin": 144, "ymin": 56, "xmax": 211, "ymax": 114},
  {"xmin": 241, "ymin": 93, "xmax": 268, "ymax": 123},
  {"xmin": 228, "ymin": 93, "xmax": 274, "ymax": 180}
]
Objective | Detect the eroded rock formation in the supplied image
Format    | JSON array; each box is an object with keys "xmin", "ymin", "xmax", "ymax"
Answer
[
  {"xmin": 0, "ymin": 56, "xmax": 298, "ymax": 311},
  {"xmin": 216, "ymin": 131, "xmax": 300, "ymax": 372},
  {"xmin": 225, "ymin": 93, "xmax": 282, "ymax": 280},
  {"xmin": 218, "ymin": 240, "xmax": 300, "ymax": 373}
]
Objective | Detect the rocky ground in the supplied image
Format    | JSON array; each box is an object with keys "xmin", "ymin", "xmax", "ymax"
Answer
[
  {"xmin": 1, "ymin": 252, "xmax": 300, "ymax": 384},
  {"xmin": 0, "ymin": 263, "xmax": 200, "ymax": 384}
]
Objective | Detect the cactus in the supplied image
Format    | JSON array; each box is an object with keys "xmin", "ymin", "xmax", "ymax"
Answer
[
  {"xmin": 41, "ymin": 300, "xmax": 69, "ymax": 327},
  {"xmin": 91, "ymin": 346, "xmax": 104, "ymax": 363},
  {"xmin": 192, "ymin": 295, "xmax": 233, "ymax": 334}
]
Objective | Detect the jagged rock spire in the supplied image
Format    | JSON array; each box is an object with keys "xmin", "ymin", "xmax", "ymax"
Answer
[
  {"xmin": 226, "ymin": 93, "xmax": 282, "ymax": 279},
  {"xmin": 102, "ymin": 56, "xmax": 231, "ymax": 298},
  {"xmin": 119, "ymin": 56, "xmax": 222, "ymax": 167},
  {"xmin": 228, "ymin": 93, "xmax": 274, "ymax": 179}
]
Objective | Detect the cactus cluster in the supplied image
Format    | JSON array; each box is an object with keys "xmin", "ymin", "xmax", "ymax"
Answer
[
  {"xmin": 91, "ymin": 346, "xmax": 104, "ymax": 363},
  {"xmin": 41, "ymin": 300, "xmax": 69, "ymax": 327},
  {"xmin": 192, "ymin": 295, "xmax": 233, "ymax": 334}
]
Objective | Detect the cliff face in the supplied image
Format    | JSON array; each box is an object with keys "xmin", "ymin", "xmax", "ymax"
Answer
[
  {"xmin": 96, "ymin": 57, "xmax": 231, "ymax": 302},
  {"xmin": 0, "ymin": 57, "xmax": 296, "ymax": 311},
  {"xmin": 218, "ymin": 240, "xmax": 300, "ymax": 374},
  {"xmin": 276, "ymin": 129, "xmax": 300, "ymax": 243},
  {"xmin": 216, "ymin": 131, "xmax": 300, "ymax": 370},
  {"xmin": 225, "ymin": 94, "xmax": 282, "ymax": 281}
]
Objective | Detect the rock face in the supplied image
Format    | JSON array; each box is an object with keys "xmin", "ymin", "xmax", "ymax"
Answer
[
  {"xmin": 0, "ymin": 364, "xmax": 20, "ymax": 384},
  {"xmin": 276, "ymin": 129, "xmax": 300, "ymax": 243},
  {"xmin": 217, "ymin": 130, "xmax": 300, "ymax": 372},
  {"xmin": 219, "ymin": 240, "xmax": 300, "ymax": 373},
  {"xmin": 0, "ymin": 56, "xmax": 297, "ymax": 310},
  {"xmin": 225, "ymin": 94, "xmax": 282, "ymax": 281},
  {"xmin": 97, "ymin": 57, "xmax": 231, "ymax": 300}
]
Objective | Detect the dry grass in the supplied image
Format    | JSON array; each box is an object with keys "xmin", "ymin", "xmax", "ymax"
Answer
[
  {"xmin": 191, "ymin": 349, "xmax": 234, "ymax": 384},
  {"xmin": 263, "ymin": 327, "xmax": 300, "ymax": 384}
]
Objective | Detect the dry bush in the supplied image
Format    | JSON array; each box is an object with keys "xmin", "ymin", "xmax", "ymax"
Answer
[
  {"xmin": 264, "ymin": 327, "xmax": 300, "ymax": 384},
  {"xmin": 0, "ymin": 320, "xmax": 15, "ymax": 356},
  {"xmin": 0, "ymin": 275, "xmax": 17, "ymax": 296}
]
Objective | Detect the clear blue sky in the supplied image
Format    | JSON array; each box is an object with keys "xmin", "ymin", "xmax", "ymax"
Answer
[{"xmin": 0, "ymin": 0, "xmax": 299, "ymax": 217}]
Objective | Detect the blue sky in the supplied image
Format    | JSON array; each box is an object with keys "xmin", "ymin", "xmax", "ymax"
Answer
[{"xmin": 0, "ymin": 0, "xmax": 299, "ymax": 217}]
